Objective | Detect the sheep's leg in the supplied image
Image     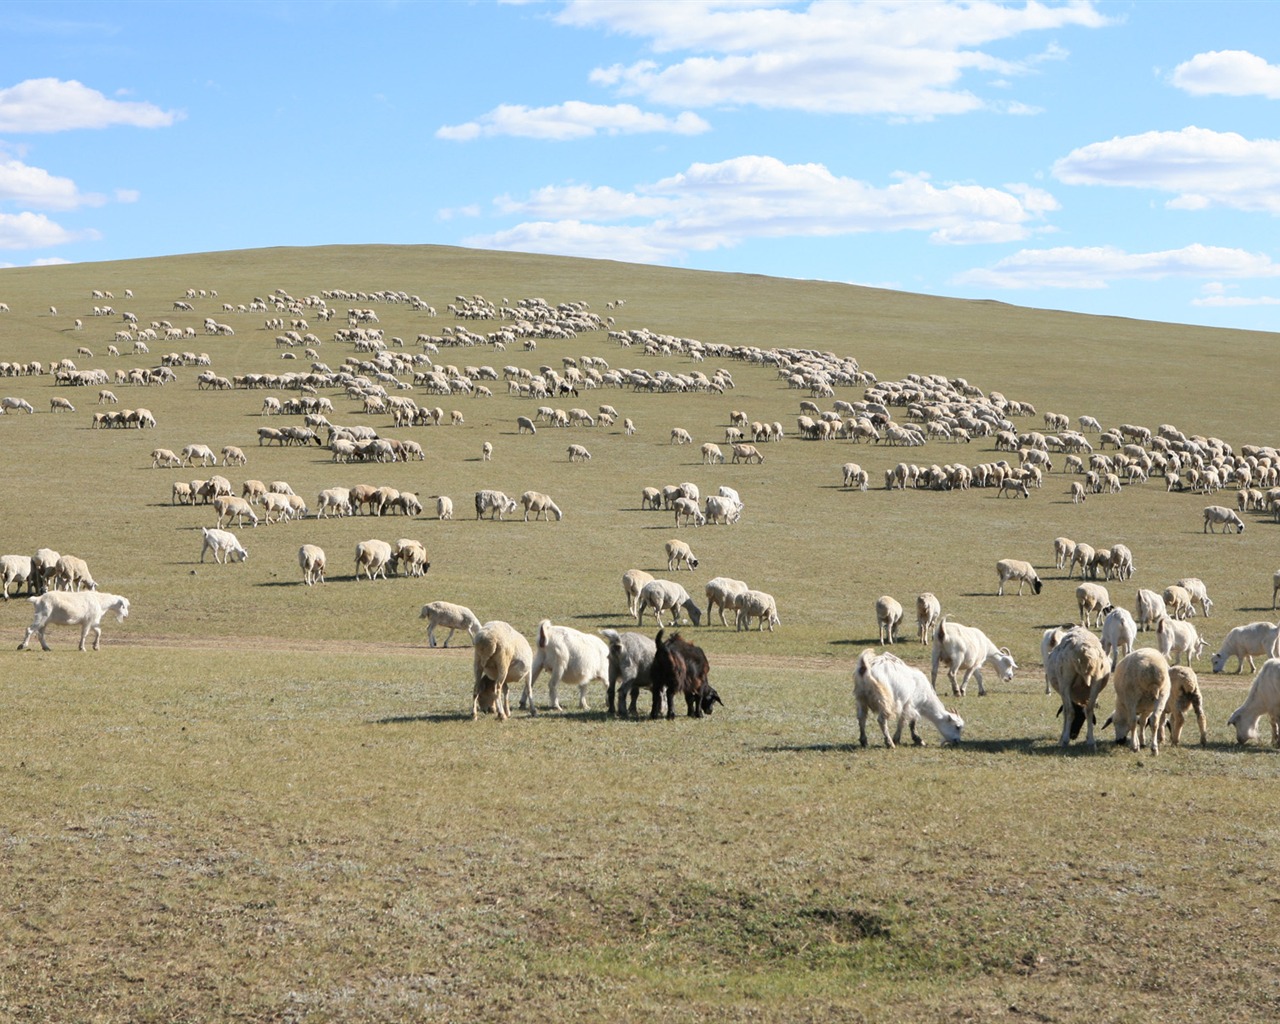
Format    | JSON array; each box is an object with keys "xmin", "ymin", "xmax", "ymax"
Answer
[
  {"xmin": 973, "ymin": 667, "xmax": 986, "ymax": 697},
  {"xmin": 548, "ymin": 668, "xmax": 564, "ymax": 712},
  {"xmin": 443, "ymin": 626, "xmax": 457, "ymax": 648},
  {"xmin": 1059, "ymin": 686, "xmax": 1075, "ymax": 747},
  {"xmin": 577, "ymin": 680, "xmax": 590, "ymax": 711},
  {"xmin": 857, "ymin": 701, "xmax": 869, "ymax": 747},
  {"xmin": 878, "ymin": 712, "xmax": 894, "ymax": 749}
]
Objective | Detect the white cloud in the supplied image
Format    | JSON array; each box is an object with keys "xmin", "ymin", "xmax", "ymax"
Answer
[
  {"xmin": 1171, "ymin": 49, "xmax": 1280, "ymax": 99},
  {"xmin": 437, "ymin": 101, "xmax": 709, "ymax": 141},
  {"xmin": 0, "ymin": 78, "xmax": 179, "ymax": 132},
  {"xmin": 1053, "ymin": 126, "xmax": 1280, "ymax": 213},
  {"xmin": 0, "ymin": 211, "xmax": 91, "ymax": 250},
  {"xmin": 955, "ymin": 243, "xmax": 1280, "ymax": 290},
  {"xmin": 464, "ymin": 154, "xmax": 1056, "ymax": 261},
  {"xmin": 30, "ymin": 256, "xmax": 71, "ymax": 266},
  {"xmin": 1191, "ymin": 282, "xmax": 1280, "ymax": 307},
  {"xmin": 561, "ymin": 0, "xmax": 1110, "ymax": 119},
  {"xmin": 0, "ymin": 157, "xmax": 103, "ymax": 210},
  {"xmin": 114, "ymin": 188, "xmax": 140, "ymax": 204}
]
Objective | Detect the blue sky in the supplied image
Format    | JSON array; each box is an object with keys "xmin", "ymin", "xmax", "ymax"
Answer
[{"xmin": 4, "ymin": 1, "xmax": 1280, "ymax": 331}]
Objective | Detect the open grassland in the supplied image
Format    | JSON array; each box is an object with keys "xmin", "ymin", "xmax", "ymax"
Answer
[{"xmin": 0, "ymin": 245, "xmax": 1278, "ymax": 1022}]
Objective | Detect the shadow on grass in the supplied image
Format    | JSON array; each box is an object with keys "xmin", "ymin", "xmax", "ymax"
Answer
[
  {"xmin": 374, "ymin": 711, "xmax": 473, "ymax": 725},
  {"xmin": 828, "ymin": 637, "xmax": 882, "ymax": 647}
]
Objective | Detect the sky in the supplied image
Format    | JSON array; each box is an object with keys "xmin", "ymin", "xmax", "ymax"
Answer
[{"xmin": 3, "ymin": 0, "xmax": 1280, "ymax": 332}]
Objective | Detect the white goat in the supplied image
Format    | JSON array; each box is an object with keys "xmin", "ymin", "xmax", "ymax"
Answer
[
  {"xmin": 18, "ymin": 591, "xmax": 130, "ymax": 651},
  {"xmin": 929, "ymin": 617, "xmax": 1017, "ymax": 697},
  {"xmin": 853, "ymin": 649, "xmax": 965, "ymax": 748},
  {"xmin": 523, "ymin": 619, "xmax": 610, "ymax": 714}
]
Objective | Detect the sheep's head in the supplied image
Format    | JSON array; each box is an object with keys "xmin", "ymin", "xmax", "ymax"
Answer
[
  {"xmin": 939, "ymin": 711, "xmax": 965, "ymax": 745},
  {"xmin": 113, "ymin": 598, "xmax": 130, "ymax": 622},
  {"xmin": 1031, "ymin": 578, "xmax": 1043, "ymax": 595}
]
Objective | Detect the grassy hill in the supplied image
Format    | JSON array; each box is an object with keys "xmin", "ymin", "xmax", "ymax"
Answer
[{"xmin": 0, "ymin": 245, "xmax": 1276, "ymax": 1023}]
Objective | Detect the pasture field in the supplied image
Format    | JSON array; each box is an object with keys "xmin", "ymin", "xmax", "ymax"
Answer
[{"xmin": 0, "ymin": 245, "xmax": 1277, "ymax": 1022}]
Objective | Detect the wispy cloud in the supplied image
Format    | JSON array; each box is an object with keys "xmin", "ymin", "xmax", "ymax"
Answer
[
  {"xmin": 0, "ymin": 211, "xmax": 94, "ymax": 249},
  {"xmin": 0, "ymin": 78, "xmax": 179, "ymax": 132},
  {"xmin": 1053, "ymin": 126, "xmax": 1280, "ymax": 213},
  {"xmin": 465, "ymin": 154, "xmax": 1057, "ymax": 262},
  {"xmin": 1170, "ymin": 49, "xmax": 1280, "ymax": 99},
  {"xmin": 438, "ymin": 101, "xmax": 709, "ymax": 141},
  {"xmin": 955, "ymin": 243, "xmax": 1280, "ymax": 289}
]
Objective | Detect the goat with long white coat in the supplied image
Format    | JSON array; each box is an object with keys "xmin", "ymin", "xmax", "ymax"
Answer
[
  {"xmin": 1211, "ymin": 621, "xmax": 1280, "ymax": 674},
  {"xmin": 18, "ymin": 590, "xmax": 130, "ymax": 651},
  {"xmin": 522, "ymin": 619, "xmax": 610, "ymax": 714},
  {"xmin": 929, "ymin": 617, "xmax": 1017, "ymax": 696},
  {"xmin": 853, "ymin": 649, "xmax": 965, "ymax": 748}
]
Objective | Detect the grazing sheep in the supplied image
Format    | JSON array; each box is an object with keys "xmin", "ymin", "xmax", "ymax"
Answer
[
  {"xmin": 566, "ymin": 443, "xmax": 591, "ymax": 462},
  {"xmin": 996, "ymin": 558, "xmax": 1042, "ymax": 596},
  {"xmin": 842, "ymin": 462, "xmax": 870, "ymax": 490},
  {"xmin": 1226, "ymin": 658, "xmax": 1280, "ymax": 747},
  {"xmin": 1067, "ymin": 542, "xmax": 1095, "ymax": 579},
  {"xmin": 317, "ymin": 487, "xmax": 353, "ymax": 519},
  {"xmin": 670, "ymin": 427, "xmax": 693, "ymax": 445},
  {"xmin": 600, "ymin": 628, "xmax": 658, "ymax": 718},
  {"xmin": 651, "ymin": 629, "xmax": 715, "ymax": 719},
  {"xmin": 916, "ymin": 592, "xmax": 941, "ymax": 645},
  {"xmin": 520, "ymin": 491, "xmax": 563, "ymax": 522},
  {"xmin": 1203, "ymin": 505, "xmax": 1245, "ymax": 533},
  {"xmin": 1053, "ymin": 536, "xmax": 1076, "ymax": 570},
  {"xmin": 1100, "ymin": 606, "xmax": 1138, "ymax": 667},
  {"xmin": 354, "ymin": 539, "xmax": 396, "ymax": 580},
  {"xmin": 929, "ymin": 617, "xmax": 1017, "ymax": 697},
  {"xmin": 1134, "ymin": 588, "xmax": 1165, "ymax": 632},
  {"xmin": 220, "ymin": 445, "xmax": 247, "ymax": 467},
  {"xmin": 474, "ymin": 489, "xmax": 519, "ymax": 520},
  {"xmin": 1166, "ymin": 666, "xmax": 1208, "ymax": 747},
  {"xmin": 1, "ymin": 554, "xmax": 35, "ymax": 600},
  {"xmin": 200, "ymin": 527, "xmax": 247, "ymax": 564},
  {"xmin": 702, "ymin": 442, "xmax": 724, "ymax": 464},
  {"xmin": 1163, "ymin": 585, "xmax": 1193, "ymax": 621},
  {"xmin": 665, "ymin": 539, "xmax": 698, "ymax": 572},
  {"xmin": 1173, "ymin": 577, "xmax": 1213, "ymax": 618},
  {"xmin": 640, "ymin": 486, "xmax": 663, "ymax": 511},
  {"xmin": 1156, "ymin": 616, "xmax": 1205, "ymax": 667},
  {"xmin": 1069, "ymin": 481, "xmax": 1086, "ymax": 504},
  {"xmin": 49, "ymin": 396, "xmax": 75, "ymax": 413},
  {"xmin": 394, "ymin": 539, "xmax": 430, "ymax": 577},
  {"xmin": 17, "ymin": 591, "xmax": 130, "ymax": 652},
  {"xmin": 522, "ymin": 619, "xmax": 610, "ymax": 714},
  {"xmin": 1045, "ymin": 624, "xmax": 1111, "ymax": 748},
  {"xmin": 1076, "ymin": 582, "xmax": 1110, "ymax": 628},
  {"xmin": 171, "ymin": 481, "xmax": 195, "ymax": 506},
  {"xmin": 875, "ymin": 595, "xmax": 904, "ymax": 644},
  {"xmin": 704, "ymin": 494, "xmax": 742, "ymax": 525},
  {"xmin": 471, "ymin": 621, "xmax": 532, "ymax": 720},
  {"xmin": 53, "ymin": 554, "xmax": 96, "ymax": 593},
  {"xmin": 736, "ymin": 589, "xmax": 780, "ymax": 632},
  {"xmin": 1211, "ymin": 621, "xmax": 1280, "ymax": 674},
  {"xmin": 1, "ymin": 397, "xmax": 35, "ymax": 414},
  {"xmin": 731, "ymin": 443, "xmax": 764, "ymax": 464},
  {"xmin": 1104, "ymin": 648, "xmax": 1171, "ymax": 755},
  {"xmin": 419, "ymin": 601, "xmax": 481, "ymax": 648},
  {"xmin": 213, "ymin": 495, "xmax": 259, "ymax": 529},
  {"xmin": 854, "ymin": 649, "xmax": 965, "ymax": 748},
  {"xmin": 151, "ymin": 447, "xmax": 182, "ymax": 469},
  {"xmin": 1108, "ymin": 544, "xmax": 1136, "ymax": 581},
  {"xmin": 636, "ymin": 579, "xmax": 703, "ymax": 628},
  {"xmin": 705, "ymin": 576, "xmax": 750, "ymax": 628},
  {"xmin": 181, "ymin": 443, "xmax": 217, "ymax": 467},
  {"xmin": 32, "ymin": 548, "xmax": 61, "ymax": 594},
  {"xmin": 622, "ymin": 568, "xmax": 655, "ymax": 618},
  {"xmin": 673, "ymin": 496, "xmax": 704, "ymax": 527},
  {"xmin": 298, "ymin": 544, "xmax": 326, "ymax": 586}
]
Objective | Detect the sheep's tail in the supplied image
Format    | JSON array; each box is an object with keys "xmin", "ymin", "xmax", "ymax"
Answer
[
  {"xmin": 854, "ymin": 648, "xmax": 877, "ymax": 683},
  {"xmin": 933, "ymin": 615, "xmax": 949, "ymax": 645},
  {"xmin": 537, "ymin": 619, "xmax": 552, "ymax": 648}
]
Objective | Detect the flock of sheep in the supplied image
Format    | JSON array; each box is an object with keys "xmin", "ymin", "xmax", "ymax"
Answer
[{"xmin": 3, "ymin": 274, "xmax": 1280, "ymax": 753}]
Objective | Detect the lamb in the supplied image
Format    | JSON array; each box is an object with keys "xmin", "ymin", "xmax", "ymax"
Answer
[
  {"xmin": 1076, "ymin": 582, "xmax": 1110, "ymax": 628},
  {"xmin": 875, "ymin": 595, "xmax": 904, "ymax": 644},
  {"xmin": 53, "ymin": 554, "xmax": 96, "ymax": 593},
  {"xmin": 1100, "ymin": 606, "xmax": 1138, "ymax": 667},
  {"xmin": 996, "ymin": 558, "xmax": 1042, "ymax": 596},
  {"xmin": 522, "ymin": 619, "xmax": 611, "ymax": 714},
  {"xmin": 853, "ymin": 649, "xmax": 965, "ymax": 748},
  {"xmin": 1044, "ymin": 624, "xmax": 1111, "ymax": 748},
  {"xmin": 636, "ymin": 579, "xmax": 703, "ymax": 627},
  {"xmin": 1104, "ymin": 648, "xmax": 1171, "ymax": 755},
  {"xmin": 1053, "ymin": 536, "xmax": 1076, "ymax": 570},
  {"xmin": 474, "ymin": 489, "xmax": 519, "ymax": 520},
  {"xmin": 609, "ymin": 567, "xmax": 650, "ymax": 618},
  {"xmin": 419, "ymin": 600, "xmax": 481, "ymax": 648},
  {"xmin": 1203, "ymin": 505, "xmax": 1245, "ymax": 533},
  {"xmin": 566, "ymin": 443, "xmax": 591, "ymax": 462},
  {"xmin": 317, "ymin": 487, "xmax": 353, "ymax": 519},
  {"xmin": 17, "ymin": 591, "xmax": 130, "ymax": 652},
  {"xmin": 1, "ymin": 554, "xmax": 35, "ymax": 600},
  {"xmin": 471, "ymin": 620, "xmax": 532, "ymax": 720},
  {"xmin": 736, "ymin": 589, "xmax": 780, "ymax": 632},
  {"xmin": 703, "ymin": 494, "xmax": 741, "ymax": 525},
  {"xmin": 297, "ymin": 544, "xmax": 326, "ymax": 585},
  {"xmin": 394, "ymin": 539, "xmax": 430, "ymax": 577},
  {"xmin": 1134, "ymin": 588, "xmax": 1165, "ymax": 631},
  {"xmin": 1173, "ymin": 577, "xmax": 1213, "ymax": 618},
  {"xmin": 916, "ymin": 592, "xmax": 941, "ymax": 644},
  {"xmin": 200, "ymin": 527, "xmax": 247, "ymax": 564},
  {"xmin": 929, "ymin": 616, "xmax": 1017, "ymax": 696},
  {"xmin": 1211, "ymin": 621, "xmax": 1280, "ymax": 674},
  {"xmin": 600, "ymin": 628, "xmax": 658, "ymax": 718},
  {"xmin": 520, "ymin": 491, "xmax": 563, "ymax": 522},
  {"xmin": 651, "ymin": 629, "xmax": 715, "ymax": 719},
  {"xmin": 153, "ymin": 447, "xmax": 184, "ymax": 469},
  {"xmin": 1226, "ymin": 658, "xmax": 1280, "ymax": 746},
  {"xmin": 354, "ymin": 539, "xmax": 396, "ymax": 580},
  {"xmin": 1162, "ymin": 585, "xmax": 1193, "ymax": 621},
  {"xmin": 665, "ymin": 539, "xmax": 699, "ymax": 571},
  {"xmin": 1166, "ymin": 666, "xmax": 1208, "ymax": 747},
  {"xmin": 213, "ymin": 495, "xmax": 259, "ymax": 529},
  {"xmin": 705, "ymin": 576, "xmax": 749, "ymax": 627},
  {"xmin": 1156, "ymin": 616, "xmax": 1206, "ymax": 667}
]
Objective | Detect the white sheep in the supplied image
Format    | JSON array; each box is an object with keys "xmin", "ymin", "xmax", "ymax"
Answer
[
  {"xmin": 395, "ymin": 539, "xmax": 430, "ymax": 577},
  {"xmin": 1076, "ymin": 582, "xmax": 1110, "ymax": 628},
  {"xmin": 481, "ymin": 441, "xmax": 493, "ymax": 461},
  {"xmin": 32, "ymin": 548, "xmax": 61, "ymax": 593},
  {"xmin": 181, "ymin": 443, "xmax": 217, "ymax": 467},
  {"xmin": 566, "ymin": 443, "xmax": 591, "ymax": 462},
  {"xmin": 1155, "ymin": 616, "xmax": 1206, "ymax": 667},
  {"xmin": 996, "ymin": 558, "xmax": 1042, "ymax": 596},
  {"xmin": 705, "ymin": 576, "xmax": 749, "ymax": 627},
  {"xmin": 915, "ymin": 592, "xmax": 941, "ymax": 645},
  {"xmin": 522, "ymin": 619, "xmax": 611, "ymax": 714},
  {"xmin": 875, "ymin": 595, "xmax": 904, "ymax": 644},
  {"xmin": 214, "ymin": 495, "xmax": 259, "ymax": 529},
  {"xmin": 701, "ymin": 442, "xmax": 724, "ymax": 464},
  {"xmin": 929, "ymin": 617, "xmax": 1017, "ymax": 697},
  {"xmin": 636, "ymin": 579, "xmax": 703, "ymax": 627},
  {"xmin": 474, "ymin": 489, "xmax": 519, "ymax": 520},
  {"xmin": 1211, "ymin": 621, "xmax": 1280, "ymax": 674},
  {"xmin": 1273, "ymin": 569, "xmax": 1280, "ymax": 611},
  {"xmin": 842, "ymin": 462, "xmax": 869, "ymax": 490},
  {"xmin": 731, "ymin": 443, "xmax": 764, "ymax": 464},
  {"xmin": 1226, "ymin": 658, "xmax": 1280, "ymax": 746},
  {"xmin": 1, "ymin": 554, "xmax": 35, "ymax": 600},
  {"xmin": 673, "ymin": 496, "xmax": 704, "ymax": 527},
  {"xmin": 17, "ymin": 590, "xmax": 130, "ymax": 652},
  {"xmin": 1053, "ymin": 536, "xmax": 1075, "ymax": 570},
  {"xmin": 419, "ymin": 600, "xmax": 481, "ymax": 648},
  {"xmin": 437, "ymin": 495, "xmax": 454, "ymax": 520},
  {"xmin": 1067, "ymin": 542, "xmax": 1094, "ymax": 579},
  {"xmin": 1162, "ymin": 585, "xmax": 1193, "ymax": 621},
  {"xmin": 622, "ymin": 569, "xmax": 656, "ymax": 618},
  {"xmin": 670, "ymin": 427, "xmax": 693, "ymax": 445},
  {"xmin": 736, "ymin": 589, "xmax": 780, "ymax": 632},
  {"xmin": 200, "ymin": 528, "xmax": 247, "ymax": 564},
  {"xmin": 1045, "ymin": 624, "xmax": 1111, "ymax": 748},
  {"xmin": 703, "ymin": 495, "xmax": 741, "ymax": 525},
  {"xmin": 1203, "ymin": 505, "xmax": 1245, "ymax": 533},
  {"xmin": 1166, "ymin": 666, "xmax": 1208, "ymax": 747},
  {"xmin": 661, "ymin": 536, "xmax": 701, "ymax": 573},
  {"xmin": 1104, "ymin": 648, "xmax": 1171, "ymax": 755},
  {"xmin": 354, "ymin": 539, "xmax": 395, "ymax": 580},
  {"xmin": 53, "ymin": 554, "xmax": 96, "ymax": 593},
  {"xmin": 853, "ymin": 649, "xmax": 965, "ymax": 748},
  {"xmin": 471, "ymin": 620, "xmax": 532, "ymax": 720},
  {"xmin": 317, "ymin": 487, "xmax": 353, "ymax": 519},
  {"xmin": 298, "ymin": 544, "xmax": 326, "ymax": 585},
  {"xmin": 1173, "ymin": 577, "xmax": 1213, "ymax": 617},
  {"xmin": 520, "ymin": 491, "xmax": 563, "ymax": 521},
  {"xmin": 1134, "ymin": 588, "xmax": 1165, "ymax": 632},
  {"xmin": 1100, "ymin": 606, "xmax": 1137, "ymax": 667}
]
